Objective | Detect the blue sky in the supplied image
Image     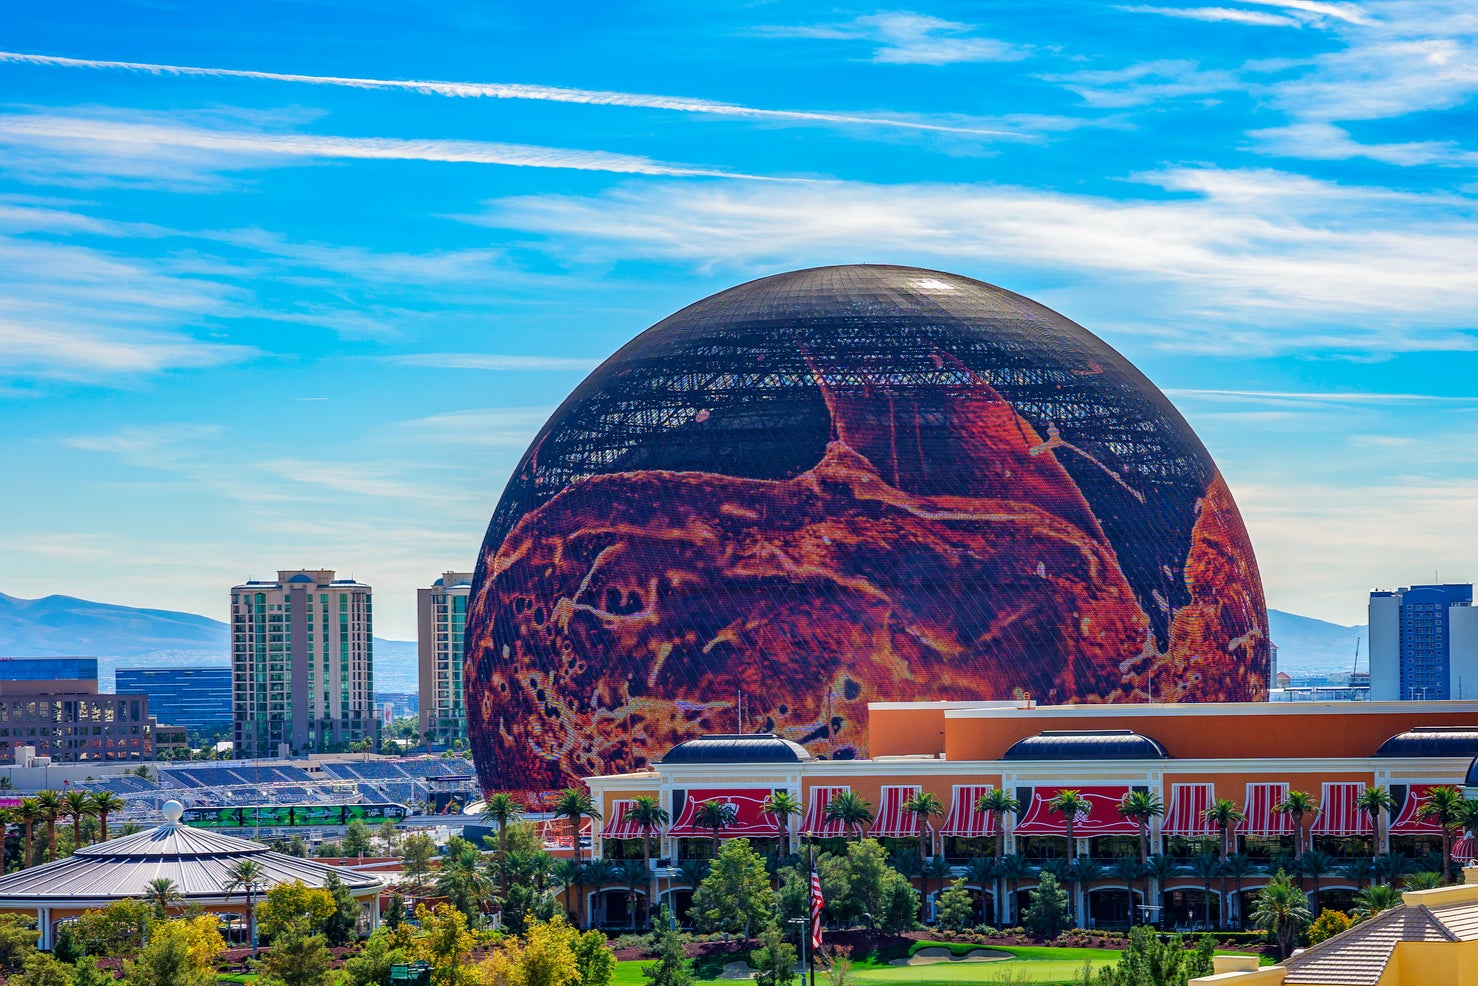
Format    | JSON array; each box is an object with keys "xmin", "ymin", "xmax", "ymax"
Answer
[{"xmin": 1, "ymin": 0, "xmax": 1475, "ymax": 639}]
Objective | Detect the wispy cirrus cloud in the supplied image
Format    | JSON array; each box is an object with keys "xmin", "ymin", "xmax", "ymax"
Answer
[
  {"xmin": 754, "ymin": 11, "xmax": 1027, "ymax": 65},
  {"xmin": 0, "ymin": 113, "xmax": 761, "ymax": 182},
  {"xmin": 1117, "ymin": 6, "xmax": 1302, "ymax": 26},
  {"xmin": 386, "ymin": 353, "xmax": 599, "ymax": 371},
  {"xmin": 467, "ymin": 167, "xmax": 1478, "ymax": 356},
  {"xmin": 1249, "ymin": 121, "xmax": 1478, "ymax": 165},
  {"xmin": 0, "ymin": 49, "xmax": 1025, "ymax": 139}
]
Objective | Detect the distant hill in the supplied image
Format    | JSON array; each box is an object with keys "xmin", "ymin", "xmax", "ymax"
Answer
[
  {"xmin": 1268, "ymin": 608, "xmax": 1368, "ymax": 675},
  {"xmin": 0, "ymin": 591, "xmax": 416, "ymax": 692}
]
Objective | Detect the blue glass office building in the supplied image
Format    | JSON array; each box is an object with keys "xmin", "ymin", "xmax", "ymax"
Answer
[
  {"xmin": 0, "ymin": 656, "xmax": 98, "ymax": 682},
  {"xmin": 114, "ymin": 667, "xmax": 232, "ymax": 733},
  {"xmin": 1370, "ymin": 584, "xmax": 1478, "ymax": 701}
]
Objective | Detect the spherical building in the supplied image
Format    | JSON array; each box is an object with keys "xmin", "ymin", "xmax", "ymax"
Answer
[{"xmin": 466, "ymin": 265, "xmax": 1269, "ymax": 794}]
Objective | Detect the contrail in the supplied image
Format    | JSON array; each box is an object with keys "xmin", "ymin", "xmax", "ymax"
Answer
[
  {"xmin": 0, "ymin": 115, "xmax": 768, "ymax": 178},
  {"xmin": 0, "ymin": 50, "xmax": 1024, "ymax": 139}
]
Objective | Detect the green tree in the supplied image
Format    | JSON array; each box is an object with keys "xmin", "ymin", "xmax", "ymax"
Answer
[
  {"xmin": 143, "ymin": 877, "xmax": 183, "ymax": 920},
  {"xmin": 69, "ymin": 956, "xmax": 113, "ymax": 986},
  {"xmin": 225, "ymin": 858, "xmax": 267, "ymax": 955},
  {"xmin": 1201, "ymin": 799, "xmax": 1246, "ymax": 862},
  {"xmin": 123, "ymin": 920, "xmax": 214, "ymax": 986},
  {"xmin": 1092, "ymin": 927, "xmax": 1214, "ymax": 986},
  {"xmin": 750, "ymin": 922, "xmax": 797, "ymax": 986},
  {"xmin": 61, "ymin": 790, "xmax": 95, "ymax": 851},
  {"xmin": 1356, "ymin": 786, "xmax": 1396, "ymax": 854},
  {"xmin": 401, "ymin": 833, "xmax": 438, "ymax": 895},
  {"xmin": 902, "ymin": 791, "xmax": 945, "ymax": 872},
  {"xmin": 552, "ymin": 788, "xmax": 601, "ymax": 869},
  {"xmin": 1108, "ymin": 857, "xmax": 1145, "ymax": 927},
  {"xmin": 1188, "ymin": 855, "xmax": 1221, "ymax": 929},
  {"xmin": 976, "ymin": 789, "xmax": 1021, "ymax": 921},
  {"xmin": 822, "ymin": 792, "xmax": 874, "ymax": 842},
  {"xmin": 999, "ymin": 854, "xmax": 1034, "ymax": 927},
  {"xmin": 1405, "ymin": 871, "xmax": 1443, "ymax": 890},
  {"xmin": 0, "ymin": 913, "xmax": 38, "ymax": 974},
  {"xmin": 437, "ymin": 836, "xmax": 493, "ymax": 926},
  {"xmin": 1252, "ymin": 870, "xmax": 1312, "ymax": 959},
  {"xmin": 521, "ymin": 916, "xmax": 582, "ymax": 986},
  {"xmin": 628, "ymin": 796, "xmax": 670, "ymax": 870},
  {"xmin": 412, "ymin": 903, "xmax": 476, "ymax": 986},
  {"xmin": 71, "ymin": 899, "xmax": 149, "ymax": 958},
  {"xmin": 344, "ymin": 927, "xmax": 409, "ymax": 986},
  {"xmin": 693, "ymin": 837, "xmax": 773, "ymax": 935},
  {"xmin": 1274, "ymin": 790, "xmax": 1321, "ymax": 861},
  {"xmin": 1117, "ymin": 790, "xmax": 1165, "ymax": 864},
  {"xmin": 255, "ymin": 920, "xmax": 333, "ymax": 986},
  {"xmin": 642, "ymin": 906, "xmax": 694, "ymax": 986},
  {"xmin": 33, "ymin": 791, "xmax": 63, "ymax": 864},
  {"xmin": 1308, "ymin": 909, "xmax": 1352, "ymax": 944},
  {"xmin": 256, "ymin": 881, "xmax": 336, "ymax": 942},
  {"xmin": 342, "ymin": 819, "xmax": 374, "ymax": 858},
  {"xmin": 1023, "ymin": 871, "xmax": 1071, "ymax": 939},
  {"xmin": 14, "ymin": 799, "xmax": 38, "ymax": 870},
  {"xmin": 935, "ymin": 878, "xmax": 974, "ymax": 931},
  {"xmin": 1416, "ymin": 786, "xmax": 1469, "ymax": 882},
  {"xmin": 87, "ymin": 791, "xmax": 124, "ymax": 843},
  {"xmin": 376, "ymin": 819, "xmax": 401, "ymax": 856},
  {"xmin": 9, "ymin": 951, "xmax": 71, "ymax": 986},
  {"xmin": 1353, "ymin": 884, "xmax": 1400, "ymax": 919},
  {"xmin": 322, "ymin": 871, "xmax": 360, "ymax": 946},
  {"xmin": 694, "ymin": 800, "xmax": 739, "ymax": 857},
  {"xmin": 384, "ymin": 893, "xmax": 407, "ymax": 931},
  {"xmin": 762, "ymin": 792, "xmax": 803, "ymax": 857},
  {"xmin": 1299, "ymin": 849, "xmax": 1339, "ymax": 917},
  {"xmin": 574, "ymin": 927, "xmax": 616, "ymax": 986}
]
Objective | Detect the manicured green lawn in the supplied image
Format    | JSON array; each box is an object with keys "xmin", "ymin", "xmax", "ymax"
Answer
[{"xmin": 852, "ymin": 945, "xmax": 1119, "ymax": 984}]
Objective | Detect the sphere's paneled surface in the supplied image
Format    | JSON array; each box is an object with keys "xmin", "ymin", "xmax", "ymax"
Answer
[{"xmin": 466, "ymin": 266, "xmax": 1269, "ymax": 794}]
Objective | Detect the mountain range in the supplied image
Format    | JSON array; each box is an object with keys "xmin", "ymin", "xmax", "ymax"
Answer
[
  {"xmin": 1, "ymin": 590, "xmax": 1367, "ymax": 692},
  {"xmin": 0, "ymin": 592, "xmax": 417, "ymax": 692}
]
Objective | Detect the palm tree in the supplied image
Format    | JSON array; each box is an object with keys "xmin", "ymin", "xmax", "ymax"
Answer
[
  {"xmin": 1274, "ymin": 790, "xmax": 1321, "ymax": 861},
  {"xmin": 225, "ymin": 858, "xmax": 266, "ymax": 956},
  {"xmin": 144, "ymin": 877, "xmax": 182, "ymax": 919},
  {"xmin": 977, "ymin": 787, "xmax": 1021, "ymax": 919},
  {"xmin": 1069, "ymin": 855, "xmax": 1103, "ymax": 927},
  {"xmin": 1220, "ymin": 854, "xmax": 1257, "ymax": 929},
  {"xmin": 1299, "ymin": 849, "xmax": 1338, "ymax": 917},
  {"xmin": 902, "ymin": 791, "xmax": 945, "ymax": 870},
  {"xmin": 628, "ymin": 795, "xmax": 670, "ymax": 870},
  {"xmin": 553, "ymin": 787, "xmax": 601, "ymax": 868},
  {"xmin": 618, "ymin": 858, "xmax": 648, "ymax": 930},
  {"xmin": 1404, "ymin": 870, "xmax": 1443, "ymax": 890},
  {"xmin": 1202, "ymin": 799, "xmax": 1245, "ymax": 862},
  {"xmin": 1415, "ymin": 786, "xmax": 1467, "ymax": 883},
  {"xmin": 62, "ymin": 789, "xmax": 94, "ymax": 851},
  {"xmin": 1352, "ymin": 883, "xmax": 1400, "ymax": 919},
  {"xmin": 34, "ymin": 790, "xmax": 63, "ymax": 863},
  {"xmin": 88, "ymin": 791, "xmax": 126, "ymax": 843},
  {"xmin": 1356, "ymin": 786, "xmax": 1396, "ymax": 857},
  {"xmin": 551, "ymin": 857, "xmax": 581, "ymax": 922},
  {"xmin": 0, "ymin": 809, "xmax": 11, "ymax": 876},
  {"xmin": 823, "ymin": 791, "xmax": 874, "ymax": 842},
  {"xmin": 1372, "ymin": 851, "xmax": 1413, "ymax": 888},
  {"xmin": 1047, "ymin": 790, "xmax": 1091, "ymax": 917},
  {"xmin": 965, "ymin": 857, "xmax": 997, "ymax": 925},
  {"xmin": 1189, "ymin": 854, "xmax": 1222, "ymax": 929},
  {"xmin": 1340, "ymin": 856, "xmax": 1376, "ymax": 892},
  {"xmin": 1252, "ymin": 870, "xmax": 1312, "ymax": 959},
  {"xmin": 1145, "ymin": 854, "xmax": 1180, "ymax": 927},
  {"xmin": 481, "ymin": 792, "xmax": 523, "ymax": 898},
  {"xmin": 1118, "ymin": 790, "xmax": 1165, "ymax": 864},
  {"xmin": 999, "ymin": 854, "xmax": 1035, "ymax": 927},
  {"xmin": 1110, "ymin": 857, "xmax": 1146, "ymax": 926},
  {"xmin": 694, "ymin": 800, "xmax": 738, "ymax": 856},
  {"xmin": 14, "ymin": 799, "xmax": 38, "ymax": 869},
  {"xmin": 762, "ymin": 792, "xmax": 803, "ymax": 856}
]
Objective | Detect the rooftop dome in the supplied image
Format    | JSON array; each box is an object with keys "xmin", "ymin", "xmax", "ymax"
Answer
[
  {"xmin": 1376, "ymin": 727, "xmax": 1478, "ymax": 759},
  {"xmin": 466, "ymin": 264, "xmax": 1269, "ymax": 793},
  {"xmin": 660, "ymin": 733, "xmax": 813, "ymax": 765},
  {"xmin": 1003, "ymin": 729, "xmax": 1169, "ymax": 761}
]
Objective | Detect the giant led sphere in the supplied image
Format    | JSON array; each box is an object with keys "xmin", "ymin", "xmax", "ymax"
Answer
[{"xmin": 466, "ymin": 266, "xmax": 1269, "ymax": 793}]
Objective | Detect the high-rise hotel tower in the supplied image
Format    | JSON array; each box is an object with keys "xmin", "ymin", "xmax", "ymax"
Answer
[
  {"xmin": 418, "ymin": 571, "xmax": 471, "ymax": 749},
  {"xmin": 231, "ymin": 570, "xmax": 376, "ymax": 757}
]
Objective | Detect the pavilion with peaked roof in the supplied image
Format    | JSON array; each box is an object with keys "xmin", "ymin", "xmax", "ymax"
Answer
[{"xmin": 0, "ymin": 801, "xmax": 385, "ymax": 948}]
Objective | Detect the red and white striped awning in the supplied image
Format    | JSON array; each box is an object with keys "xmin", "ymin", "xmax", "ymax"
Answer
[
  {"xmin": 940, "ymin": 785, "xmax": 996, "ymax": 838},
  {"xmin": 601, "ymin": 800, "xmax": 645, "ymax": 840},
  {"xmin": 1013, "ymin": 786, "xmax": 1137, "ymax": 837},
  {"xmin": 869, "ymin": 785, "xmax": 923, "ymax": 839},
  {"xmin": 800, "ymin": 786, "xmax": 851, "ymax": 837},
  {"xmin": 1455, "ymin": 836, "xmax": 1476, "ymax": 862},
  {"xmin": 1161, "ymin": 783, "xmax": 1216, "ymax": 837},
  {"xmin": 669, "ymin": 789, "xmax": 782, "ymax": 838},
  {"xmin": 1310, "ymin": 782, "xmax": 1372, "ymax": 836},
  {"xmin": 1389, "ymin": 784, "xmax": 1445, "ymax": 835},
  {"xmin": 1236, "ymin": 783, "xmax": 1294, "ymax": 837}
]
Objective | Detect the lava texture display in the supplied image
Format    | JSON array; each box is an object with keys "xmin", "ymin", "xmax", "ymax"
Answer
[{"xmin": 466, "ymin": 265, "xmax": 1269, "ymax": 794}]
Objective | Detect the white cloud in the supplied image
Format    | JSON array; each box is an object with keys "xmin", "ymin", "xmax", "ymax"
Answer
[
  {"xmin": 386, "ymin": 353, "xmax": 599, "ymax": 371},
  {"xmin": 757, "ymin": 11, "xmax": 1028, "ymax": 65},
  {"xmin": 1241, "ymin": 0, "xmax": 1371, "ymax": 24},
  {"xmin": 1116, "ymin": 6, "xmax": 1301, "ymax": 27},
  {"xmin": 1045, "ymin": 59, "xmax": 1255, "ymax": 108},
  {"xmin": 0, "ymin": 113, "xmax": 758, "ymax": 180},
  {"xmin": 468, "ymin": 169, "xmax": 1478, "ymax": 355},
  {"xmin": 0, "ymin": 49, "xmax": 1025, "ymax": 139},
  {"xmin": 1249, "ymin": 121, "xmax": 1478, "ymax": 164},
  {"xmin": 382, "ymin": 408, "xmax": 554, "ymax": 447}
]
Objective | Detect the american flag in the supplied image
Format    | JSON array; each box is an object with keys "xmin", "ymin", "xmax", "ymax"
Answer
[{"xmin": 809, "ymin": 855, "xmax": 825, "ymax": 950}]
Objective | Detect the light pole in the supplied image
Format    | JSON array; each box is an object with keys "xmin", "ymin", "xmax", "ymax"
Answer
[{"xmin": 788, "ymin": 916, "xmax": 807, "ymax": 985}]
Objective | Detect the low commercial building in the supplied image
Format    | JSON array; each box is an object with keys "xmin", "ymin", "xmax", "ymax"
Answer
[
  {"xmin": 0, "ymin": 678, "xmax": 154, "ymax": 763},
  {"xmin": 586, "ymin": 699, "xmax": 1478, "ymax": 930}
]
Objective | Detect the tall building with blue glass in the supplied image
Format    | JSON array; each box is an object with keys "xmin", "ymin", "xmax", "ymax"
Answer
[
  {"xmin": 115, "ymin": 667, "xmax": 232, "ymax": 733},
  {"xmin": 0, "ymin": 656, "xmax": 97, "ymax": 682},
  {"xmin": 1370, "ymin": 584, "xmax": 1478, "ymax": 700}
]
